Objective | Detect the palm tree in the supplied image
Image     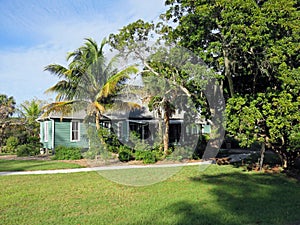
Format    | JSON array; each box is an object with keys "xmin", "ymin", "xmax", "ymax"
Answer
[
  {"xmin": 143, "ymin": 77, "xmax": 177, "ymax": 155},
  {"xmin": 19, "ymin": 99, "xmax": 43, "ymax": 137},
  {"xmin": 42, "ymin": 38, "xmax": 138, "ymax": 129},
  {"xmin": 148, "ymin": 96, "xmax": 175, "ymax": 155},
  {"xmin": 0, "ymin": 94, "xmax": 16, "ymax": 120},
  {"xmin": 0, "ymin": 94, "xmax": 16, "ymax": 149}
]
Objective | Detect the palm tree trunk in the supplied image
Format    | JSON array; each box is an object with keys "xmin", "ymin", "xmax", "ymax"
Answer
[
  {"xmin": 95, "ymin": 112, "xmax": 100, "ymax": 130},
  {"xmin": 95, "ymin": 111, "xmax": 106, "ymax": 148},
  {"xmin": 156, "ymin": 110, "xmax": 163, "ymax": 152},
  {"xmin": 163, "ymin": 112, "xmax": 170, "ymax": 155}
]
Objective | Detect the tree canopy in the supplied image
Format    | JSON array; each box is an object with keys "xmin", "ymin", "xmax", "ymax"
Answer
[{"xmin": 163, "ymin": 0, "xmax": 300, "ymax": 168}]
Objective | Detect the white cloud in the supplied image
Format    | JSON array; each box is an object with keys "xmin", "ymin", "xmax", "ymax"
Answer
[{"xmin": 0, "ymin": 0, "xmax": 166, "ymax": 104}]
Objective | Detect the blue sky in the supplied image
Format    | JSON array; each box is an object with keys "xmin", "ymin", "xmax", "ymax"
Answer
[{"xmin": 0, "ymin": 0, "xmax": 166, "ymax": 105}]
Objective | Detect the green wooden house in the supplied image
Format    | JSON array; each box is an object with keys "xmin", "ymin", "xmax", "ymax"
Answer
[
  {"xmin": 37, "ymin": 111, "xmax": 89, "ymax": 151},
  {"xmin": 37, "ymin": 107, "xmax": 210, "ymax": 152}
]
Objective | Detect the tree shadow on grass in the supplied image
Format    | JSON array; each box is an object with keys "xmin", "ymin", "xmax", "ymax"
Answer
[
  {"xmin": 183, "ymin": 172, "xmax": 300, "ymax": 225},
  {"xmin": 132, "ymin": 169, "xmax": 300, "ymax": 225}
]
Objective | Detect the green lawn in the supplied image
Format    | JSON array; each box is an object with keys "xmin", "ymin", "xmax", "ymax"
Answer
[
  {"xmin": 0, "ymin": 165, "xmax": 299, "ymax": 225},
  {"xmin": 0, "ymin": 159, "xmax": 83, "ymax": 172}
]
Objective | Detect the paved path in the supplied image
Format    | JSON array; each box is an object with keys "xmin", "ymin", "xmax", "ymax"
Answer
[{"xmin": 0, "ymin": 161, "xmax": 212, "ymax": 176}]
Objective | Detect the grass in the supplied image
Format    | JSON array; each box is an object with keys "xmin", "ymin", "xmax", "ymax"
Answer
[
  {"xmin": 0, "ymin": 165, "xmax": 299, "ymax": 225},
  {"xmin": 0, "ymin": 159, "xmax": 83, "ymax": 172}
]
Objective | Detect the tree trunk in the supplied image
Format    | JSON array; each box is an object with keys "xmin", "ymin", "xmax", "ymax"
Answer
[
  {"xmin": 95, "ymin": 112, "xmax": 100, "ymax": 130},
  {"xmin": 158, "ymin": 118, "xmax": 163, "ymax": 152},
  {"xmin": 223, "ymin": 49, "xmax": 234, "ymax": 98},
  {"xmin": 95, "ymin": 111, "xmax": 107, "ymax": 152},
  {"xmin": 163, "ymin": 112, "xmax": 170, "ymax": 155},
  {"xmin": 259, "ymin": 142, "xmax": 265, "ymax": 171}
]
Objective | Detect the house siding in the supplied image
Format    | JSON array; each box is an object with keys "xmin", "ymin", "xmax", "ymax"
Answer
[
  {"xmin": 40, "ymin": 121, "xmax": 53, "ymax": 149},
  {"xmin": 54, "ymin": 119, "xmax": 88, "ymax": 149}
]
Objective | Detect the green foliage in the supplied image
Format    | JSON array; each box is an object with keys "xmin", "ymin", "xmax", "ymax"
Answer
[
  {"xmin": 226, "ymin": 92, "xmax": 300, "ymax": 168},
  {"xmin": 167, "ymin": 146, "xmax": 193, "ymax": 161},
  {"xmin": 16, "ymin": 144, "xmax": 40, "ymax": 157},
  {"xmin": 129, "ymin": 131, "xmax": 151, "ymax": 152},
  {"xmin": 19, "ymin": 98, "xmax": 43, "ymax": 138},
  {"xmin": 43, "ymin": 38, "xmax": 138, "ymax": 131},
  {"xmin": 288, "ymin": 124, "xmax": 300, "ymax": 151},
  {"xmin": 162, "ymin": 0, "xmax": 300, "ymax": 168},
  {"xmin": 134, "ymin": 150, "xmax": 157, "ymax": 164},
  {"xmin": 126, "ymin": 132, "xmax": 163, "ymax": 163},
  {"xmin": 84, "ymin": 126, "xmax": 104, "ymax": 159},
  {"xmin": 164, "ymin": 0, "xmax": 300, "ymax": 97},
  {"xmin": 0, "ymin": 94, "xmax": 16, "ymax": 120},
  {"xmin": 52, "ymin": 146, "xmax": 82, "ymax": 160},
  {"xmin": 5, "ymin": 136, "xmax": 19, "ymax": 153},
  {"xmin": 0, "ymin": 94, "xmax": 16, "ymax": 148},
  {"xmin": 118, "ymin": 147, "xmax": 133, "ymax": 162},
  {"xmin": 98, "ymin": 127, "xmax": 120, "ymax": 153}
]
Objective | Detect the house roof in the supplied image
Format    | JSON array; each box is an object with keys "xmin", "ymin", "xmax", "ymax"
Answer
[
  {"xmin": 36, "ymin": 110, "xmax": 86, "ymax": 121},
  {"xmin": 36, "ymin": 91, "xmax": 203, "ymax": 123}
]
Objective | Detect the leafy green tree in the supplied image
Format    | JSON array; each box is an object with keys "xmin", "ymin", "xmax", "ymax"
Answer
[
  {"xmin": 110, "ymin": 21, "xmax": 199, "ymax": 154},
  {"xmin": 163, "ymin": 0, "xmax": 300, "ymax": 168},
  {"xmin": 0, "ymin": 94, "xmax": 16, "ymax": 150},
  {"xmin": 164, "ymin": 0, "xmax": 299, "ymax": 97}
]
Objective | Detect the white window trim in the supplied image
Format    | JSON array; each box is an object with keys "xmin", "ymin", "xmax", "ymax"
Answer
[
  {"xmin": 44, "ymin": 121, "xmax": 48, "ymax": 142},
  {"xmin": 70, "ymin": 120, "xmax": 80, "ymax": 142}
]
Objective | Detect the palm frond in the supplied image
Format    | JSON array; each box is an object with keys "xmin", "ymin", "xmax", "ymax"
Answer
[
  {"xmin": 41, "ymin": 101, "xmax": 75, "ymax": 120},
  {"xmin": 44, "ymin": 64, "xmax": 69, "ymax": 79},
  {"xmin": 109, "ymin": 100, "xmax": 141, "ymax": 112},
  {"xmin": 44, "ymin": 80, "xmax": 78, "ymax": 101},
  {"xmin": 99, "ymin": 66, "xmax": 139, "ymax": 98},
  {"xmin": 93, "ymin": 101, "xmax": 105, "ymax": 113}
]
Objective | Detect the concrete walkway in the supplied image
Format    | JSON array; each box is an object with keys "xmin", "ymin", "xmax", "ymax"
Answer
[{"xmin": 0, "ymin": 161, "xmax": 212, "ymax": 176}]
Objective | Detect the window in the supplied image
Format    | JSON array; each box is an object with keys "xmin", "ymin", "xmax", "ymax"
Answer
[
  {"xmin": 71, "ymin": 121, "xmax": 80, "ymax": 141},
  {"xmin": 44, "ymin": 121, "xmax": 48, "ymax": 142},
  {"xmin": 129, "ymin": 122, "xmax": 150, "ymax": 140}
]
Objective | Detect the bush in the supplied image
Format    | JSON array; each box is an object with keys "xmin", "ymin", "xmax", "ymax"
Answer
[
  {"xmin": 118, "ymin": 147, "xmax": 133, "ymax": 162},
  {"xmin": 135, "ymin": 150, "xmax": 157, "ymax": 164},
  {"xmin": 5, "ymin": 136, "xmax": 19, "ymax": 153},
  {"xmin": 52, "ymin": 146, "xmax": 82, "ymax": 160},
  {"xmin": 27, "ymin": 136, "xmax": 40, "ymax": 145},
  {"xmin": 16, "ymin": 144, "xmax": 40, "ymax": 157},
  {"xmin": 167, "ymin": 146, "xmax": 193, "ymax": 161}
]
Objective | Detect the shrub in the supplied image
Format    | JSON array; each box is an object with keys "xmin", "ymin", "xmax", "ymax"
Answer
[
  {"xmin": 135, "ymin": 150, "xmax": 157, "ymax": 164},
  {"xmin": 5, "ymin": 136, "xmax": 19, "ymax": 153},
  {"xmin": 129, "ymin": 132, "xmax": 151, "ymax": 152},
  {"xmin": 52, "ymin": 146, "xmax": 82, "ymax": 160},
  {"xmin": 83, "ymin": 145, "xmax": 105, "ymax": 160},
  {"xmin": 97, "ymin": 127, "xmax": 121, "ymax": 153},
  {"xmin": 27, "ymin": 136, "xmax": 40, "ymax": 145},
  {"xmin": 118, "ymin": 147, "xmax": 133, "ymax": 162},
  {"xmin": 16, "ymin": 144, "xmax": 40, "ymax": 157},
  {"xmin": 167, "ymin": 146, "xmax": 193, "ymax": 161}
]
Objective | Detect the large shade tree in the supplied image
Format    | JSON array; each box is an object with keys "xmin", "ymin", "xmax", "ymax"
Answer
[
  {"xmin": 163, "ymin": 0, "xmax": 300, "ymax": 168},
  {"xmin": 109, "ymin": 20, "xmax": 202, "ymax": 154}
]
